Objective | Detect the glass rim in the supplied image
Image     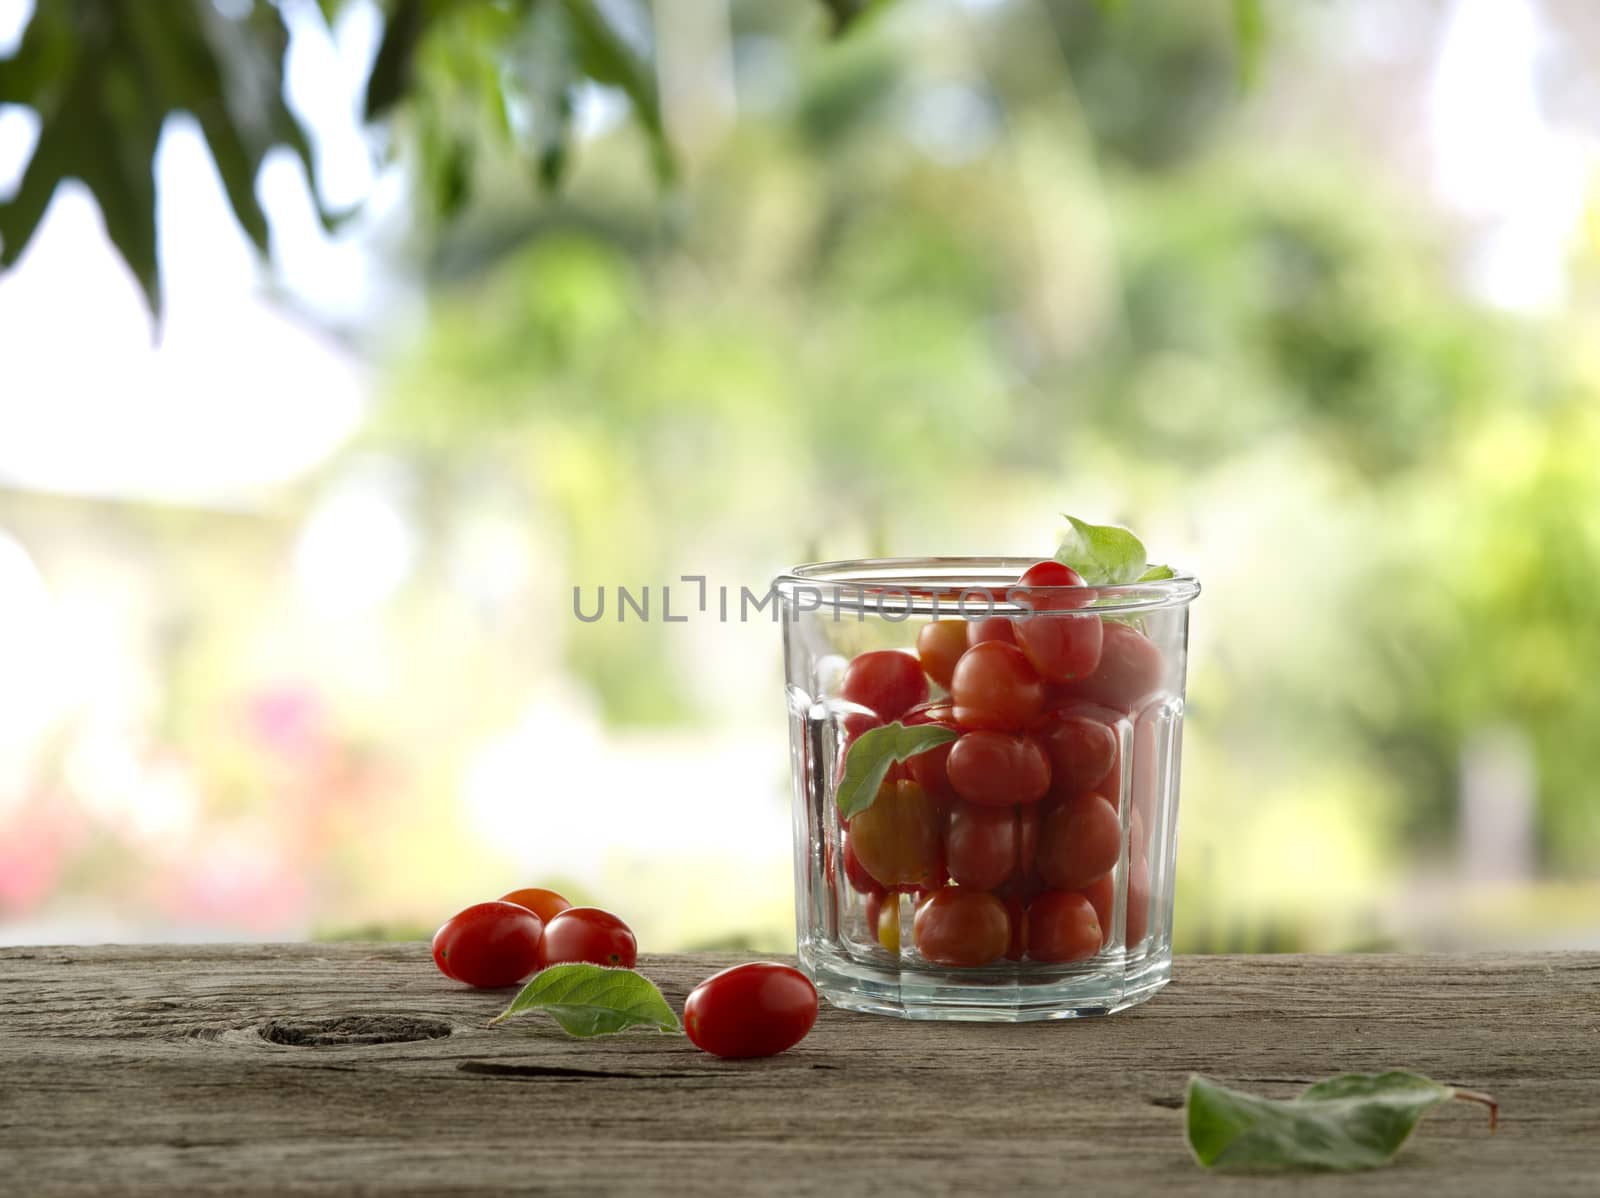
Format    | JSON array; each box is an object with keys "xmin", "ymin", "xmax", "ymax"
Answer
[{"xmin": 773, "ymin": 556, "xmax": 1200, "ymax": 616}]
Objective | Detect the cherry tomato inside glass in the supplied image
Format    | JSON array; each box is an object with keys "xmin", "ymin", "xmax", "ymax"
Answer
[
  {"xmin": 1057, "ymin": 621, "xmax": 1164, "ymax": 712},
  {"xmin": 432, "ymin": 901, "xmax": 543, "ymax": 988},
  {"xmin": 912, "ymin": 887, "xmax": 1011, "ymax": 967},
  {"xmin": 945, "ymin": 731, "xmax": 1051, "ymax": 807},
  {"xmin": 840, "ymin": 650, "xmax": 929, "ymax": 721},
  {"xmin": 684, "ymin": 962, "xmax": 819, "ymax": 1059},
  {"xmin": 966, "ymin": 615, "xmax": 1017, "ymax": 648},
  {"xmin": 945, "ymin": 801, "xmax": 1019, "ymax": 891},
  {"xmin": 915, "ymin": 620, "xmax": 969, "ymax": 691},
  {"xmin": 950, "ymin": 641, "xmax": 1046, "ymax": 732},
  {"xmin": 537, "ymin": 907, "xmax": 638, "ymax": 969},
  {"xmin": 1027, "ymin": 891, "xmax": 1102, "ymax": 963},
  {"xmin": 841, "ymin": 831, "xmax": 887, "ymax": 896},
  {"xmin": 848, "ymin": 779, "xmax": 945, "ymax": 890},
  {"xmin": 1034, "ymin": 712, "xmax": 1118, "ymax": 797},
  {"xmin": 1037, "ymin": 792, "xmax": 1121, "ymax": 891}
]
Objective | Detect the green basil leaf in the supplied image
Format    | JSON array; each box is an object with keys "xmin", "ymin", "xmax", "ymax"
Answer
[
  {"xmin": 1055, "ymin": 515, "xmax": 1151, "ymax": 585},
  {"xmin": 1136, "ymin": 563, "xmax": 1175, "ymax": 582},
  {"xmin": 1186, "ymin": 1071, "xmax": 1498, "ymax": 1173},
  {"xmin": 835, "ymin": 721, "xmax": 958, "ymax": 820},
  {"xmin": 490, "ymin": 964, "xmax": 682, "ymax": 1037}
]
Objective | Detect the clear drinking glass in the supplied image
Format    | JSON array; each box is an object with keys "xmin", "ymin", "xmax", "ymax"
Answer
[{"xmin": 775, "ymin": 558, "xmax": 1199, "ymax": 1021}]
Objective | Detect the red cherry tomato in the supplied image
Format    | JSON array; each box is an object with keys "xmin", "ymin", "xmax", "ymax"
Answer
[
  {"xmin": 945, "ymin": 731, "xmax": 1051, "ymax": 807},
  {"xmin": 1056, "ymin": 621, "xmax": 1164, "ymax": 712},
  {"xmin": 841, "ymin": 831, "xmax": 886, "ymax": 896},
  {"xmin": 840, "ymin": 650, "xmax": 928, "ymax": 721},
  {"xmin": 1009, "ymin": 561, "xmax": 1102, "ymax": 681},
  {"xmin": 905, "ymin": 733, "xmax": 958, "ymax": 803},
  {"xmin": 946, "ymin": 801, "xmax": 1018, "ymax": 890},
  {"xmin": 1037, "ymin": 793, "xmax": 1121, "ymax": 891},
  {"xmin": 538, "ymin": 907, "xmax": 637, "ymax": 969},
  {"xmin": 499, "ymin": 887, "xmax": 573, "ymax": 925},
  {"xmin": 915, "ymin": 621, "xmax": 969, "ymax": 691},
  {"xmin": 1027, "ymin": 891, "xmax": 1102, "ymax": 963},
  {"xmin": 913, "ymin": 887, "xmax": 1011, "ymax": 967},
  {"xmin": 432, "ymin": 901, "xmax": 543, "ymax": 988},
  {"xmin": 684, "ymin": 962, "xmax": 818, "ymax": 1059},
  {"xmin": 848, "ymin": 779, "xmax": 945, "ymax": 890},
  {"xmin": 966, "ymin": 615, "xmax": 1017, "ymax": 647},
  {"xmin": 1078, "ymin": 873, "xmax": 1115, "ymax": 945},
  {"xmin": 1126, "ymin": 855, "xmax": 1152, "ymax": 947},
  {"xmin": 950, "ymin": 641, "xmax": 1045, "ymax": 732},
  {"xmin": 1035, "ymin": 712, "xmax": 1118, "ymax": 797},
  {"xmin": 1008, "ymin": 560, "xmax": 1086, "ymax": 603}
]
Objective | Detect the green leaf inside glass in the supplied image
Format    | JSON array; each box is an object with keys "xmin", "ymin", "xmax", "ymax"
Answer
[
  {"xmin": 491, "ymin": 963, "xmax": 682, "ymax": 1037},
  {"xmin": 1185, "ymin": 1071, "xmax": 1498, "ymax": 1173},
  {"xmin": 835, "ymin": 721, "xmax": 959, "ymax": 821}
]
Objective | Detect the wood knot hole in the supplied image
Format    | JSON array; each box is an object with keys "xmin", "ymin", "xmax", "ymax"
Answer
[{"xmin": 260, "ymin": 1014, "xmax": 452, "ymax": 1047}]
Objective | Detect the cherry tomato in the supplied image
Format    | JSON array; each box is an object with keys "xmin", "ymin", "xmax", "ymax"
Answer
[
  {"xmin": 538, "ymin": 907, "xmax": 637, "ymax": 969},
  {"xmin": 840, "ymin": 650, "xmax": 928, "ymax": 722},
  {"xmin": 916, "ymin": 620, "xmax": 969, "ymax": 691},
  {"xmin": 1027, "ymin": 891, "xmax": 1102, "ymax": 963},
  {"xmin": 966, "ymin": 615, "xmax": 1017, "ymax": 647},
  {"xmin": 1126, "ymin": 855, "xmax": 1152, "ymax": 947},
  {"xmin": 1035, "ymin": 712, "xmax": 1118, "ymax": 797},
  {"xmin": 950, "ymin": 641, "xmax": 1046, "ymax": 732},
  {"xmin": 432, "ymin": 901, "xmax": 543, "ymax": 988},
  {"xmin": 1078, "ymin": 873, "xmax": 1115, "ymax": 945},
  {"xmin": 848, "ymin": 779, "xmax": 945, "ymax": 890},
  {"xmin": 876, "ymin": 896, "xmax": 901, "ymax": 953},
  {"xmin": 1009, "ymin": 561, "xmax": 1104, "ymax": 683},
  {"xmin": 840, "ymin": 710, "xmax": 881, "ymax": 751},
  {"xmin": 913, "ymin": 887, "xmax": 1011, "ymax": 967},
  {"xmin": 684, "ymin": 962, "xmax": 818, "ymax": 1059},
  {"xmin": 499, "ymin": 887, "xmax": 572, "ymax": 925},
  {"xmin": 905, "ymin": 734, "xmax": 958, "ymax": 803},
  {"xmin": 1057, "ymin": 621, "xmax": 1164, "ymax": 712},
  {"xmin": 946, "ymin": 801, "xmax": 1018, "ymax": 890},
  {"xmin": 841, "ymin": 831, "xmax": 886, "ymax": 896},
  {"xmin": 1037, "ymin": 793, "xmax": 1121, "ymax": 891},
  {"xmin": 945, "ymin": 731, "xmax": 1050, "ymax": 807}
]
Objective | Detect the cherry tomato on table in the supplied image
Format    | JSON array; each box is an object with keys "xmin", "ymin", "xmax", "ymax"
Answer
[
  {"xmin": 951, "ymin": 641, "xmax": 1046, "ymax": 732},
  {"xmin": 538, "ymin": 907, "xmax": 638, "ymax": 969},
  {"xmin": 432, "ymin": 901, "xmax": 543, "ymax": 988},
  {"xmin": 499, "ymin": 887, "xmax": 572, "ymax": 925},
  {"xmin": 840, "ymin": 650, "xmax": 928, "ymax": 722},
  {"xmin": 916, "ymin": 620, "xmax": 969, "ymax": 691},
  {"xmin": 913, "ymin": 887, "xmax": 1011, "ymax": 968},
  {"xmin": 684, "ymin": 962, "xmax": 819, "ymax": 1059},
  {"xmin": 945, "ymin": 731, "xmax": 1051, "ymax": 807}
]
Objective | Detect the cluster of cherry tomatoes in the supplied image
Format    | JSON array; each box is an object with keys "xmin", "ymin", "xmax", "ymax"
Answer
[
  {"xmin": 432, "ymin": 889, "xmax": 819, "ymax": 1058},
  {"xmin": 834, "ymin": 561, "xmax": 1166, "ymax": 969}
]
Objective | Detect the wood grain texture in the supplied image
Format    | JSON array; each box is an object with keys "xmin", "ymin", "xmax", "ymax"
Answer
[{"xmin": 1, "ymin": 946, "xmax": 1597, "ymax": 1196}]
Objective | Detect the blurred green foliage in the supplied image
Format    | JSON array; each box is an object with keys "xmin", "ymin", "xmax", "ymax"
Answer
[{"xmin": 353, "ymin": 0, "xmax": 1600, "ymax": 948}]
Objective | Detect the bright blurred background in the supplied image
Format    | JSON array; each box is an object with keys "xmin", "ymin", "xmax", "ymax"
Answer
[{"xmin": 2, "ymin": 0, "xmax": 1598, "ymax": 952}]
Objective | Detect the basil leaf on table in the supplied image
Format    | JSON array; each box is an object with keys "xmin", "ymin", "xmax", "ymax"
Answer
[
  {"xmin": 1054, "ymin": 515, "xmax": 1153, "ymax": 585},
  {"xmin": 835, "ymin": 721, "xmax": 958, "ymax": 820},
  {"xmin": 490, "ymin": 964, "xmax": 682, "ymax": 1037},
  {"xmin": 1185, "ymin": 1071, "xmax": 1498, "ymax": 1172}
]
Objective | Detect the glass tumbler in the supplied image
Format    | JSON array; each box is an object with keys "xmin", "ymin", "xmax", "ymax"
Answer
[{"xmin": 775, "ymin": 558, "xmax": 1199, "ymax": 1021}]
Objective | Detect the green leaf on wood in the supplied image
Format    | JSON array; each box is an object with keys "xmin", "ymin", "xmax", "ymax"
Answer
[
  {"xmin": 1186, "ymin": 1071, "xmax": 1498, "ymax": 1173},
  {"xmin": 490, "ymin": 964, "xmax": 682, "ymax": 1037},
  {"xmin": 836, "ymin": 720, "xmax": 958, "ymax": 820}
]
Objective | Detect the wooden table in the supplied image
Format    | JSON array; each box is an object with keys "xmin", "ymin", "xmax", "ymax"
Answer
[{"xmin": 2, "ymin": 946, "xmax": 1597, "ymax": 1195}]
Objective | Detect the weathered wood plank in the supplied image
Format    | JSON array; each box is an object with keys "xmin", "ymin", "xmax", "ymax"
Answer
[{"xmin": 1, "ymin": 947, "xmax": 1597, "ymax": 1196}]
